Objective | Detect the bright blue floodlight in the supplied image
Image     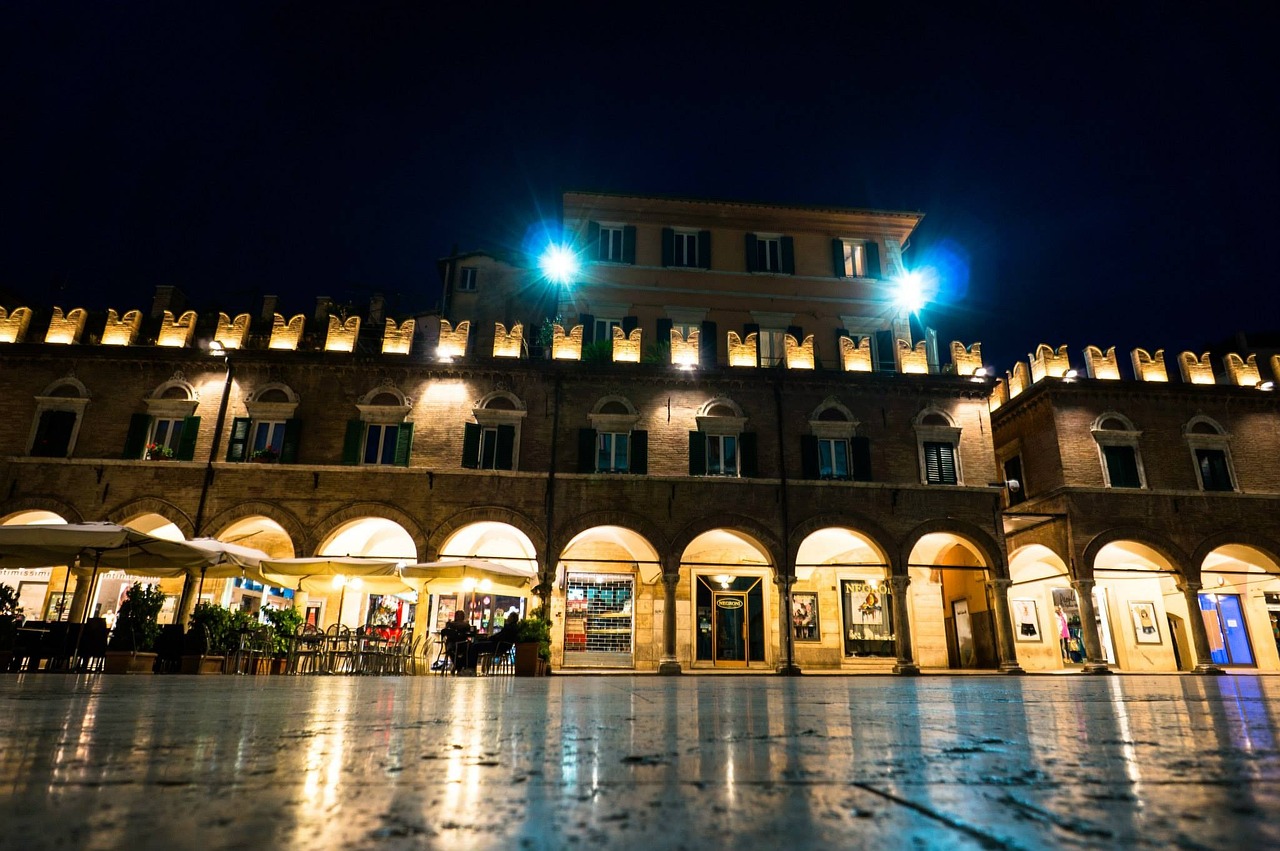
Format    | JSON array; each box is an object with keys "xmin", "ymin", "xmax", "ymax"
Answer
[
  {"xmin": 893, "ymin": 270, "xmax": 929, "ymax": 314},
  {"xmin": 539, "ymin": 244, "xmax": 580, "ymax": 285}
]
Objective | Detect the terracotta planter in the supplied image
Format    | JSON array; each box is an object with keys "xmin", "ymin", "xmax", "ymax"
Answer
[
  {"xmin": 269, "ymin": 657, "xmax": 287, "ymax": 675},
  {"xmin": 179, "ymin": 654, "xmax": 225, "ymax": 674},
  {"xmin": 104, "ymin": 651, "xmax": 157, "ymax": 674},
  {"xmin": 514, "ymin": 642, "xmax": 540, "ymax": 676}
]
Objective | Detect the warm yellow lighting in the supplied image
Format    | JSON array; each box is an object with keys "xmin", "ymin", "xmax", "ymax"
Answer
[
  {"xmin": 44, "ymin": 307, "xmax": 88, "ymax": 345},
  {"xmin": 552, "ymin": 324, "xmax": 583, "ymax": 360},
  {"xmin": 612, "ymin": 326, "xmax": 642, "ymax": 363},
  {"xmin": 325, "ymin": 315, "xmax": 361, "ymax": 353},
  {"xmin": 840, "ymin": 335, "xmax": 872, "ymax": 372},
  {"xmin": 349, "ymin": 577, "xmax": 363, "ymax": 591},
  {"xmin": 1029, "ymin": 344, "xmax": 1071, "ymax": 382},
  {"xmin": 949, "ymin": 341, "xmax": 983, "ymax": 377},
  {"xmin": 1224, "ymin": 353, "xmax": 1260, "ymax": 387},
  {"xmin": 332, "ymin": 574, "xmax": 347, "ymax": 590},
  {"xmin": 382, "ymin": 318, "xmax": 415, "ymax": 355},
  {"xmin": 784, "ymin": 333, "xmax": 815, "ymax": 369},
  {"xmin": 438, "ymin": 319, "xmax": 471, "ymax": 360},
  {"xmin": 156, "ymin": 310, "xmax": 198, "ymax": 348},
  {"xmin": 1007, "ymin": 362, "xmax": 1029, "ymax": 398},
  {"xmin": 1083, "ymin": 345, "xmax": 1121, "ymax": 380},
  {"xmin": 1132, "ymin": 348, "xmax": 1168, "ymax": 382},
  {"xmin": 461, "ymin": 577, "xmax": 478, "ymax": 592},
  {"xmin": 100, "ymin": 309, "xmax": 143, "ymax": 346},
  {"xmin": 727, "ymin": 330, "xmax": 756, "ymax": 367},
  {"xmin": 897, "ymin": 339, "xmax": 930, "ymax": 374},
  {"xmin": 0, "ymin": 306, "xmax": 33, "ymax": 343},
  {"xmin": 269, "ymin": 314, "xmax": 306, "ymax": 350},
  {"xmin": 670, "ymin": 327, "xmax": 699, "ymax": 367},
  {"xmin": 478, "ymin": 578, "xmax": 492, "ymax": 592},
  {"xmin": 1178, "ymin": 351, "xmax": 1215, "ymax": 385},
  {"xmin": 214, "ymin": 312, "xmax": 252, "ymax": 350},
  {"xmin": 492, "ymin": 322, "xmax": 523, "ymax": 358}
]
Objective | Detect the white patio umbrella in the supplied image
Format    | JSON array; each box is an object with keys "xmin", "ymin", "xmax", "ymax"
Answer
[
  {"xmin": 184, "ymin": 538, "xmax": 272, "ymax": 598},
  {"xmin": 258, "ymin": 557, "xmax": 408, "ymax": 627},
  {"xmin": 401, "ymin": 558, "xmax": 537, "ymax": 592}
]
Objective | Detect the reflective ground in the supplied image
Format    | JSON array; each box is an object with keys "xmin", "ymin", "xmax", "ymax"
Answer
[{"xmin": 1, "ymin": 674, "xmax": 1277, "ymax": 850}]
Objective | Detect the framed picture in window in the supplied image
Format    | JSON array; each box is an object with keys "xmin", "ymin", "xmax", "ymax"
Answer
[
  {"xmin": 1011, "ymin": 598, "xmax": 1042, "ymax": 642},
  {"xmin": 1129, "ymin": 601, "xmax": 1161, "ymax": 644},
  {"xmin": 791, "ymin": 592, "xmax": 819, "ymax": 642}
]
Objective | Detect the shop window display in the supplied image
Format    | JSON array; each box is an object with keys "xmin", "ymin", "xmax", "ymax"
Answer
[{"xmin": 841, "ymin": 579, "xmax": 894, "ymax": 657}]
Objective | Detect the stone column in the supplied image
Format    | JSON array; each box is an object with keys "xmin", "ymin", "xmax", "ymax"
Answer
[
  {"xmin": 657, "ymin": 571, "xmax": 682, "ymax": 675},
  {"xmin": 889, "ymin": 574, "xmax": 919, "ymax": 675},
  {"xmin": 985, "ymin": 577, "xmax": 1024, "ymax": 674},
  {"xmin": 1070, "ymin": 578, "xmax": 1112, "ymax": 674},
  {"xmin": 775, "ymin": 573, "xmax": 801, "ymax": 676},
  {"xmin": 292, "ymin": 590, "xmax": 310, "ymax": 616},
  {"xmin": 1177, "ymin": 580, "xmax": 1226, "ymax": 675},
  {"xmin": 68, "ymin": 573, "xmax": 92, "ymax": 623}
]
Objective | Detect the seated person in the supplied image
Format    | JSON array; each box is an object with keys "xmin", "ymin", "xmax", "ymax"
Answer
[
  {"xmin": 439, "ymin": 611, "xmax": 474, "ymax": 672},
  {"xmin": 467, "ymin": 612, "xmax": 520, "ymax": 673}
]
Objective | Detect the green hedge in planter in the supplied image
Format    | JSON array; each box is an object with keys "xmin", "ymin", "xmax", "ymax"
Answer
[
  {"xmin": 515, "ymin": 610, "xmax": 552, "ymax": 662},
  {"xmin": 107, "ymin": 582, "xmax": 166, "ymax": 652},
  {"xmin": 190, "ymin": 603, "xmax": 261, "ymax": 656},
  {"xmin": 261, "ymin": 605, "xmax": 303, "ymax": 657}
]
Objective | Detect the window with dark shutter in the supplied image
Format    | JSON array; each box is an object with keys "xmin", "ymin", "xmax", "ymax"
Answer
[
  {"xmin": 924, "ymin": 441, "xmax": 957, "ymax": 485},
  {"xmin": 800, "ymin": 435, "xmax": 820, "ymax": 480},
  {"xmin": 461, "ymin": 422, "xmax": 482, "ymax": 469},
  {"xmin": 123, "ymin": 413, "xmax": 152, "ymax": 459},
  {"xmin": 393, "ymin": 423, "xmax": 414, "ymax": 467},
  {"xmin": 280, "ymin": 419, "xmax": 302, "ymax": 464},
  {"xmin": 495, "ymin": 424, "xmax": 516, "ymax": 470},
  {"xmin": 851, "ymin": 436, "xmax": 872, "ymax": 482},
  {"xmin": 578, "ymin": 428, "xmax": 597, "ymax": 473},
  {"xmin": 1103, "ymin": 445, "xmax": 1141, "ymax": 488},
  {"xmin": 1003, "ymin": 455, "xmax": 1026, "ymax": 504},
  {"xmin": 341, "ymin": 420, "xmax": 364, "ymax": 465},
  {"xmin": 697, "ymin": 230, "xmax": 711, "ymax": 269},
  {"xmin": 630, "ymin": 430, "xmax": 648, "ymax": 474},
  {"xmin": 226, "ymin": 417, "xmax": 252, "ymax": 462},
  {"xmin": 688, "ymin": 431, "xmax": 706, "ymax": 476},
  {"xmin": 1196, "ymin": 449, "xmax": 1233, "ymax": 491},
  {"xmin": 780, "ymin": 236, "xmax": 795, "ymax": 274},
  {"xmin": 175, "ymin": 416, "xmax": 200, "ymax": 461}
]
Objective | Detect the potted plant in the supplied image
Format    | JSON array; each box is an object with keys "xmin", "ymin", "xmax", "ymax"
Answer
[
  {"xmin": 250, "ymin": 447, "xmax": 279, "ymax": 464},
  {"xmin": 0, "ymin": 583, "xmax": 18, "ymax": 672},
  {"xmin": 536, "ymin": 315, "xmax": 562, "ymax": 359},
  {"xmin": 182, "ymin": 602, "xmax": 232, "ymax": 674},
  {"xmin": 104, "ymin": 582, "xmax": 165, "ymax": 673},
  {"xmin": 513, "ymin": 609, "xmax": 552, "ymax": 676},
  {"xmin": 261, "ymin": 604, "xmax": 303, "ymax": 674},
  {"xmin": 145, "ymin": 442, "xmax": 175, "ymax": 461}
]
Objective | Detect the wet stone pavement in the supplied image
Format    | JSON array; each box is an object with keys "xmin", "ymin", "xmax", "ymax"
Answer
[{"xmin": 1, "ymin": 674, "xmax": 1277, "ymax": 850}]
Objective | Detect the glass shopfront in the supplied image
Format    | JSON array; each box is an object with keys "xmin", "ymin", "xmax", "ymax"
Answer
[
  {"xmin": 695, "ymin": 575, "xmax": 765, "ymax": 666},
  {"xmin": 1200, "ymin": 592, "xmax": 1255, "ymax": 666},
  {"xmin": 841, "ymin": 579, "xmax": 894, "ymax": 657}
]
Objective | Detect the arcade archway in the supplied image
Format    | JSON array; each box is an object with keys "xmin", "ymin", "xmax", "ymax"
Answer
[
  {"xmin": 556, "ymin": 525, "xmax": 660, "ymax": 669},
  {"xmin": 1200, "ymin": 545, "xmax": 1280, "ymax": 670},
  {"xmin": 681, "ymin": 529, "xmax": 774, "ymax": 669},
  {"xmin": 908, "ymin": 533, "xmax": 994, "ymax": 669},
  {"xmin": 793, "ymin": 527, "xmax": 892, "ymax": 669}
]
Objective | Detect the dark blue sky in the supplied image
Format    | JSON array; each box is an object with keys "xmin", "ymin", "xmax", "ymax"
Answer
[{"xmin": 3, "ymin": 2, "xmax": 1275, "ymax": 371}]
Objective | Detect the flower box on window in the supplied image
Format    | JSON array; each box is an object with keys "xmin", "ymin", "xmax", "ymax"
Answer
[
  {"xmin": 250, "ymin": 448, "xmax": 279, "ymax": 464},
  {"xmin": 144, "ymin": 443, "xmax": 175, "ymax": 461}
]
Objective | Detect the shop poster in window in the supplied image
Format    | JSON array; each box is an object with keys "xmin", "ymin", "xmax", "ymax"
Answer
[
  {"xmin": 1129, "ymin": 601, "xmax": 1161, "ymax": 644},
  {"xmin": 791, "ymin": 592, "xmax": 819, "ymax": 641},
  {"xmin": 1012, "ymin": 598, "xmax": 1041, "ymax": 642}
]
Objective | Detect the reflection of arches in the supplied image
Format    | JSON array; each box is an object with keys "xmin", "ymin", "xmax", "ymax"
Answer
[
  {"xmin": 902, "ymin": 520, "xmax": 1001, "ymax": 576},
  {"xmin": 1082, "ymin": 528, "xmax": 1187, "ymax": 577},
  {"xmin": 204, "ymin": 501, "xmax": 308, "ymax": 555},
  {"xmin": 427, "ymin": 506, "xmax": 544, "ymax": 563},
  {"xmin": 312, "ymin": 503, "xmax": 425, "ymax": 560},
  {"xmin": 0, "ymin": 498, "xmax": 82, "ymax": 525},
  {"xmin": 108, "ymin": 498, "xmax": 194, "ymax": 539},
  {"xmin": 671, "ymin": 514, "xmax": 781, "ymax": 569}
]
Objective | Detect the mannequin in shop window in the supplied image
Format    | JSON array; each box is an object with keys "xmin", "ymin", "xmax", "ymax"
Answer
[{"xmin": 1057, "ymin": 607, "xmax": 1071, "ymax": 662}]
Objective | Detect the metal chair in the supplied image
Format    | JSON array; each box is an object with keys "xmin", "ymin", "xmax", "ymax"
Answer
[{"xmin": 289, "ymin": 623, "xmax": 324, "ymax": 674}]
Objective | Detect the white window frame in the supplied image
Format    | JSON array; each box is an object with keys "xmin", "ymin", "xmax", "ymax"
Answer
[
  {"xmin": 596, "ymin": 431, "xmax": 630, "ymax": 473},
  {"xmin": 589, "ymin": 396, "xmax": 640, "ymax": 474},
  {"xmin": 756, "ymin": 235, "xmax": 782, "ymax": 272},
  {"xmin": 362, "ymin": 423, "xmax": 401, "ymax": 466},
  {"xmin": 1091, "ymin": 412, "xmax": 1147, "ymax": 489},
  {"xmin": 27, "ymin": 378, "xmax": 91, "ymax": 458},
  {"xmin": 457, "ymin": 267, "xmax": 478, "ymax": 292},
  {"xmin": 758, "ymin": 328, "xmax": 786, "ymax": 366},
  {"xmin": 697, "ymin": 398, "xmax": 746, "ymax": 479},
  {"xmin": 149, "ymin": 418, "xmax": 187, "ymax": 453},
  {"xmin": 913, "ymin": 408, "xmax": 963, "ymax": 486},
  {"xmin": 594, "ymin": 317, "xmax": 622, "ymax": 343},
  {"xmin": 673, "ymin": 230, "xmax": 699, "ymax": 267},
  {"xmin": 809, "ymin": 399, "xmax": 859, "ymax": 481},
  {"xmin": 1183, "ymin": 416, "xmax": 1237, "ymax": 492},
  {"xmin": 356, "ymin": 385, "xmax": 412, "ymax": 466},
  {"xmin": 841, "ymin": 239, "xmax": 866, "ymax": 278},
  {"xmin": 472, "ymin": 390, "xmax": 527, "ymax": 471},
  {"xmin": 599, "ymin": 225, "xmax": 625, "ymax": 262},
  {"xmin": 250, "ymin": 420, "xmax": 287, "ymax": 456}
]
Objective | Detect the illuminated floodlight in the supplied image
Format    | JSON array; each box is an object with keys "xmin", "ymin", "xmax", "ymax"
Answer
[
  {"xmin": 539, "ymin": 244, "xmax": 580, "ymax": 285},
  {"xmin": 893, "ymin": 271, "xmax": 928, "ymax": 314}
]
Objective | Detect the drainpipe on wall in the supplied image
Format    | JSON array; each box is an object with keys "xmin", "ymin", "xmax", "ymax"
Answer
[
  {"xmin": 538, "ymin": 371, "xmax": 563, "ymax": 616},
  {"xmin": 773, "ymin": 374, "xmax": 801, "ymax": 675}
]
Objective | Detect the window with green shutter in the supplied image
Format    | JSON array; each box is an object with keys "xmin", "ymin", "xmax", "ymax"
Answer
[{"xmin": 923, "ymin": 441, "xmax": 958, "ymax": 485}]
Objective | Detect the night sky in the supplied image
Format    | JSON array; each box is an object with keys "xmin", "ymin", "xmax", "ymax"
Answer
[{"xmin": 3, "ymin": 3, "xmax": 1275, "ymax": 372}]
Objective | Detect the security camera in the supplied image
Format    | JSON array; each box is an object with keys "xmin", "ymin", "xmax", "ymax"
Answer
[{"xmin": 1006, "ymin": 479, "xmax": 1021, "ymax": 493}]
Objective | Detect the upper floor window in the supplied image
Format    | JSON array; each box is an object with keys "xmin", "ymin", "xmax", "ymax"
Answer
[
  {"xmin": 1184, "ymin": 416, "xmax": 1236, "ymax": 492},
  {"xmin": 124, "ymin": 378, "xmax": 200, "ymax": 461},
  {"xmin": 745, "ymin": 233, "xmax": 795, "ymax": 274},
  {"xmin": 344, "ymin": 387, "xmax": 413, "ymax": 467},
  {"xmin": 594, "ymin": 317, "xmax": 622, "ymax": 343},
  {"xmin": 831, "ymin": 238, "xmax": 880, "ymax": 279},
  {"xmin": 662, "ymin": 229, "xmax": 711, "ymax": 270},
  {"xmin": 674, "ymin": 231, "xmax": 698, "ymax": 267},
  {"xmin": 457, "ymin": 267, "xmax": 478, "ymax": 292},
  {"xmin": 30, "ymin": 378, "xmax": 90, "ymax": 459},
  {"xmin": 1002, "ymin": 455, "xmax": 1026, "ymax": 506},
  {"xmin": 914, "ymin": 409, "xmax": 962, "ymax": 486},
  {"xmin": 228, "ymin": 383, "xmax": 299, "ymax": 463},
  {"xmin": 1091, "ymin": 413, "xmax": 1144, "ymax": 489},
  {"xmin": 583, "ymin": 221, "xmax": 636, "ymax": 264},
  {"xmin": 580, "ymin": 397, "xmax": 647, "ymax": 474},
  {"xmin": 758, "ymin": 328, "xmax": 786, "ymax": 367},
  {"xmin": 690, "ymin": 398, "xmax": 757, "ymax": 478},
  {"xmin": 463, "ymin": 391, "xmax": 526, "ymax": 471},
  {"xmin": 802, "ymin": 400, "xmax": 871, "ymax": 481},
  {"xmin": 600, "ymin": 226, "xmax": 624, "ymax": 261}
]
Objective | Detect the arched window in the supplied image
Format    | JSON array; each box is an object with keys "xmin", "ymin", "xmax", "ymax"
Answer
[
  {"xmin": 227, "ymin": 383, "xmax": 301, "ymax": 464},
  {"xmin": 1184, "ymin": 416, "xmax": 1235, "ymax": 492},
  {"xmin": 462, "ymin": 391, "xmax": 526, "ymax": 471},
  {"xmin": 580, "ymin": 396, "xmax": 646, "ymax": 474},
  {"xmin": 913, "ymin": 407, "xmax": 962, "ymax": 485},
  {"xmin": 28, "ymin": 378, "xmax": 90, "ymax": 458},
  {"xmin": 802, "ymin": 398, "xmax": 870, "ymax": 481},
  {"xmin": 1091, "ymin": 412, "xmax": 1145, "ymax": 489},
  {"xmin": 123, "ymin": 377, "xmax": 200, "ymax": 461},
  {"xmin": 344, "ymin": 385, "xmax": 413, "ymax": 467},
  {"xmin": 691, "ymin": 398, "xmax": 755, "ymax": 478}
]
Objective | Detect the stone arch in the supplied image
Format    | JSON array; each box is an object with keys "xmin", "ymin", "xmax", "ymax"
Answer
[
  {"xmin": 670, "ymin": 513, "xmax": 783, "ymax": 570},
  {"xmin": 555, "ymin": 510, "xmax": 669, "ymax": 560},
  {"xmin": 426, "ymin": 505, "xmax": 545, "ymax": 563},
  {"xmin": 149, "ymin": 377, "xmax": 197, "ymax": 401},
  {"xmin": 1093, "ymin": 411, "xmax": 1139, "ymax": 431},
  {"xmin": 359, "ymin": 383, "xmax": 409, "ymax": 407},
  {"xmin": 913, "ymin": 405, "xmax": 955, "ymax": 427},
  {"xmin": 788, "ymin": 512, "xmax": 897, "ymax": 571},
  {"xmin": 0, "ymin": 497, "xmax": 84, "ymax": 525},
  {"xmin": 697, "ymin": 396, "xmax": 744, "ymax": 418},
  {"xmin": 900, "ymin": 518, "xmax": 1005, "ymax": 579},
  {"xmin": 311, "ymin": 502, "xmax": 428, "ymax": 561},
  {"xmin": 246, "ymin": 382, "xmax": 299, "ymax": 404},
  {"xmin": 202, "ymin": 500, "xmax": 309, "ymax": 554},
  {"xmin": 476, "ymin": 389, "xmax": 525, "ymax": 411},
  {"xmin": 589, "ymin": 394, "xmax": 638, "ymax": 417},
  {"xmin": 41, "ymin": 376, "xmax": 90, "ymax": 398},
  {"xmin": 1184, "ymin": 414, "xmax": 1228, "ymax": 436},
  {"xmin": 808, "ymin": 396, "xmax": 856, "ymax": 422},
  {"xmin": 1191, "ymin": 531, "xmax": 1280, "ymax": 578},
  {"xmin": 1080, "ymin": 527, "xmax": 1190, "ymax": 579},
  {"xmin": 107, "ymin": 497, "xmax": 195, "ymax": 539}
]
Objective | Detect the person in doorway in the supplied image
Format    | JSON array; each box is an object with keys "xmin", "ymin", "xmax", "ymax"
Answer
[
  {"xmin": 1056, "ymin": 607, "xmax": 1071, "ymax": 662},
  {"xmin": 440, "ymin": 610, "xmax": 474, "ymax": 674}
]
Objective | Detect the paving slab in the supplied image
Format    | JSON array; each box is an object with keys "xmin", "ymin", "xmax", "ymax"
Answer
[{"xmin": 1, "ymin": 674, "xmax": 1277, "ymax": 849}]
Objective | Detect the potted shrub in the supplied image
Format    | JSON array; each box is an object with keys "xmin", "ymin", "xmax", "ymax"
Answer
[
  {"xmin": 250, "ymin": 447, "xmax": 279, "ymax": 464},
  {"xmin": 261, "ymin": 605, "xmax": 303, "ymax": 674},
  {"xmin": 513, "ymin": 609, "xmax": 552, "ymax": 676},
  {"xmin": 182, "ymin": 602, "xmax": 232, "ymax": 674},
  {"xmin": 0, "ymin": 583, "xmax": 18, "ymax": 672},
  {"xmin": 104, "ymin": 582, "xmax": 165, "ymax": 673}
]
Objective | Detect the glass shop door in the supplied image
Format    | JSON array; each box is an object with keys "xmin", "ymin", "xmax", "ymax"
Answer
[{"xmin": 713, "ymin": 593, "xmax": 748, "ymax": 667}]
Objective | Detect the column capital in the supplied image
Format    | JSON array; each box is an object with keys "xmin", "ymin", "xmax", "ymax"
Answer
[
  {"xmin": 888, "ymin": 574, "xmax": 911, "ymax": 592},
  {"xmin": 661, "ymin": 572, "xmax": 680, "ymax": 588},
  {"xmin": 774, "ymin": 572, "xmax": 796, "ymax": 590},
  {"xmin": 1177, "ymin": 579, "xmax": 1203, "ymax": 594},
  {"xmin": 1070, "ymin": 577, "xmax": 1096, "ymax": 592},
  {"xmin": 985, "ymin": 577, "xmax": 1013, "ymax": 591}
]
